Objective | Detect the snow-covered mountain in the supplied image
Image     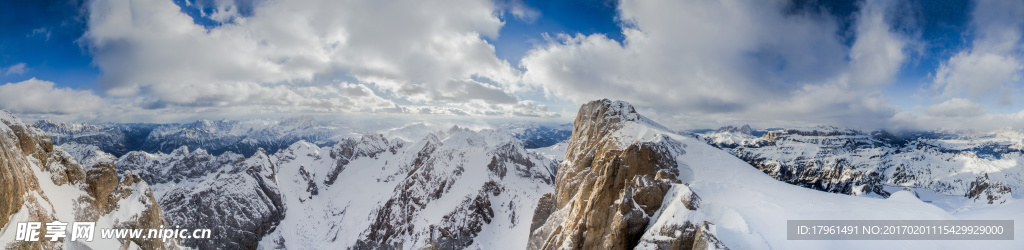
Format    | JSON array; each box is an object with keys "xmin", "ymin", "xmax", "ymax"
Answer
[
  {"xmin": 0, "ymin": 111, "xmax": 181, "ymax": 249},
  {"xmin": 499, "ymin": 122, "xmax": 572, "ymax": 149},
  {"xmin": 35, "ymin": 120, "xmax": 157, "ymax": 156},
  {"xmin": 94, "ymin": 122, "xmax": 559, "ymax": 249},
  {"xmin": 36, "ymin": 116, "xmax": 360, "ymax": 158},
  {"xmin": 270, "ymin": 127, "xmax": 558, "ymax": 249},
  {"xmin": 529, "ymin": 99, "xmax": 723, "ymax": 249},
  {"xmin": 698, "ymin": 125, "xmax": 1023, "ymax": 207},
  {"xmin": 530, "ymin": 99, "xmax": 1022, "ymax": 249},
  {"xmin": 38, "ymin": 117, "xmax": 571, "ymax": 159},
  {"xmin": 141, "ymin": 116, "xmax": 357, "ymax": 157},
  {"xmin": 10, "ymin": 98, "xmax": 1023, "ymax": 249}
]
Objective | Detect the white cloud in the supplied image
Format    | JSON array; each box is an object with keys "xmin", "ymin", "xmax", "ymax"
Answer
[
  {"xmin": 932, "ymin": 52, "xmax": 1021, "ymax": 106},
  {"xmin": 401, "ymin": 100, "xmax": 558, "ymax": 117},
  {"xmin": 520, "ymin": 0, "xmax": 912, "ymax": 129},
  {"xmin": 82, "ymin": 0, "xmax": 520, "ymax": 109},
  {"xmin": 3, "ymin": 63, "xmax": 27, "ymax": 76},
  {"xmin": 924, "ymin": 98, "xmax": 988, "ymax": 118},
  {"xmin": 497, "ymin": 0, "xmax": 540, "ymax": 23},
  {"xmin": 28, "ymin": 27, "xmax": 51, "ymax": 41},
  {"xmin": 0, "ymin": 78, "xmax": 104, "ymax": 114},
  {"xmin": 930, "ymin": 0, "xmax": 1024, "ymax": 107}
]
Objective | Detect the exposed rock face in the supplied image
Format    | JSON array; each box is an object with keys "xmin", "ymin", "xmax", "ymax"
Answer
[
  {"xmin": 323, "ymin": 134, "xmax": 399, "ymax": 187},
  {"xmin": 139, "ymin": 148, "xmax": 286, "ymax": 249},
  {"xmin": 530, "ymin": 100, "xmax": 720, "ymax": 250},
  {"xmin": 85, "ymin": 162, "xmax": 120, "ymax": 213},
  {"xmin": 91, "ymin": 124, "xmax": 556, "ymax": 249},
  {"xmin": 966, "ymin": 173, "xmax": 1012, "ymax": 204},
  {"xmin": 0, "ymin": 112, "xmax": 50, "ymax": 248},
  {"xmin": 0, "ymin": 110, "xmax": 181, "ymax": 249},
  {"xmin": 529, "ymin": 193, "xmax": 556, "ymax": 233},
  {"xmin": 117, "ymin": 145, "xmax": 242, "ymax": 185},
  {"xmin": 352, "ymin": 129, "xmax": 557, "ymax": 249}
]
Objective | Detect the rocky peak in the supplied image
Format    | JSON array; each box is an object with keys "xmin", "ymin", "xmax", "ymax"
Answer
[
  {"xmin": 966, "ymin": 173, "xmax": 1012, "ymax": 204},
  {"xmin": 530, "ymin": 100, "xmax": 718, "ymax": 250},
  {"xmin": 578, "ymin": 99, "xmax": 641, "ymax": 122},
  {"xmin": 1, "ymin": 111, "xmax": 181, "ymax": 249},
  {"xmin": 715, "ymin": 125, "xmax": 752, "ymax": 135},
  {"xmin": 573, "ymin": 99, "xmax": 639, "ymax": 137}
]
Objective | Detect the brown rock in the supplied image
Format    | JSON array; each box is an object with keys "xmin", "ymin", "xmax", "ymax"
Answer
[
  {"xmin": 0, "ymin": 132, "xmax": 30, "ymax": 227},
  {"xmin": 530, "ymin": 193, "xmax": 556, "ymax": 233},
  {"xmin": 86, "ymin": 162, "xmax": 120, "ymax": 213},
  {"xmin": 534, "ymin": 100, "xmax": 689, "ymax": 250}
]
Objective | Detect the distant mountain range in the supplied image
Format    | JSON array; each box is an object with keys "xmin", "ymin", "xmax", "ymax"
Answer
[
  {"xmin": 697, "ymin": 124, "xmax": 1022, "ymax": 206},
  {"xmin": 35, "ymin": 117, "xmax": 572, "ymax": 158}
]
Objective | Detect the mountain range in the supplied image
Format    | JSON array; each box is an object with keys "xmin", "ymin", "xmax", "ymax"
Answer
[{"xmin": 1, "ymin": 99, "xmax": 1021, "ymax": 249}]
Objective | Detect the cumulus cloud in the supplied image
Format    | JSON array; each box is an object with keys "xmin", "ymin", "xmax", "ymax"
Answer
[
  {"xmin": 930, "ymin": 0, "xmax": 1024, "ymax": 107},
  {"xmin": 3, "ymin": 63, "xmax": 28, "ymax": 76},
  {"xmin": 521, "ymin": 0, "xmax": 913, "ymax": 129},
  {"xmin": 924, "ymin": 98, "xmax": 988, "ymax": 118},
  {"xmin": 0, "ymin": 78, "xmax": 104, "ymax": 114},
  {"xmin": 401, "ymin": 100, "xmax": 558, "ymax": 117},
  {"xmin": 496, "ymin": 0, "xmax": 540, "ymax": 23},
  {"xmin": 82, "ymin": 0, "xmax": 520, "ymax": 109}
]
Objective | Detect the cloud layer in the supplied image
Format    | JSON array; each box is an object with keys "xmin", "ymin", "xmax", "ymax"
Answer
[
  {"xmin": 2, "ymin": 0, "xmax": 1020, "ymax": 131},
  {"xmin": 930, "ymin": 0, "xmax": 1024, "ymax": 107},
  {"xmin": 3, "ymin": 63, "xmax": 27, "ymax": 76},
  {"xmin": 81, "ymin": 0, "xmax": 535, "ymax": 115},
  {"xmin": 520, "ymin": 0, "xmax": 913, "ymax": 129},
  {"xmin": 0, "ymin": 78, "xmax": 104, "ymax": 114}
]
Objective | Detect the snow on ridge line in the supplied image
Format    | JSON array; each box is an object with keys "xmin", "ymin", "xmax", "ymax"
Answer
[{"xmin": 580, "ymin": 101, "xmax": 1024, "ymax": 249}]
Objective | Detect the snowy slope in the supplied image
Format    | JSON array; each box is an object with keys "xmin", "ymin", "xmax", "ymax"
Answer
[
  {"xmin": 659, "ymin": 134, "xmax": 1024, "ymax": 249},
  {"xmin": 261, "ymin": 127, "xmax": 558, "ymax": 249},
  {"xmin": 530, "ymin": 100, "xmax": 1022, "ymax": 249},
  {"xmin": 699, "ymin": 126, "xmax": 1023, "ymax": 205},
  {"xmin": 56, "ymin": 141, "xmax": 116, "ymax": 169},
  {"xmin": 88, "ymin": 122, "xmax": 561, "ymax": 249}
]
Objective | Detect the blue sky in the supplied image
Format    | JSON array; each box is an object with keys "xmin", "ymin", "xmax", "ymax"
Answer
[{"xmin": 0, "ymin": 0, "xmax": 1022, "ymax": 131}]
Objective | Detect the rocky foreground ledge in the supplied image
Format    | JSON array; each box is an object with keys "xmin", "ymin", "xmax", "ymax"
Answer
[{"xmin": 0, "ymin": 110, "xmax": 181, "ymax": 249}]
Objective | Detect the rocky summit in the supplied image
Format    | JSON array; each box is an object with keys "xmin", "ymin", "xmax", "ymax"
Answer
[
  {"xmin": 529, "ymin": 99, "xmax": 723, "ymax": 250},
  {"xmin": 0, "ymin": 111, "xmax": 181, "ymax": 249}
]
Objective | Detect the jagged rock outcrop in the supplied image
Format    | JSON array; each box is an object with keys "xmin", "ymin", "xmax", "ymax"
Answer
[
  {"xmin": 0, "ymin": 110, "xmax": 181, "ymax": 249},
  {"xmin": 529, "ymin": 99, "xmax": 721, "ymax": 250},
  {"xmin": 140, "ymin": 148, "xmax": 286, "ymax": 249},
  {"xmin": 351, "ymin": 128, "xmax": 557, "ymax": 249},
  {"xmin": 323, "ymin": 134, "xmax": 401, "ymax": 187},
  {"xmin": 246, "ymin": 126, "xmax": 558, "ymax": 249},
  {"xmin": 966, "ymin": 173, "xmax": 1012, "ymax": 204}
]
